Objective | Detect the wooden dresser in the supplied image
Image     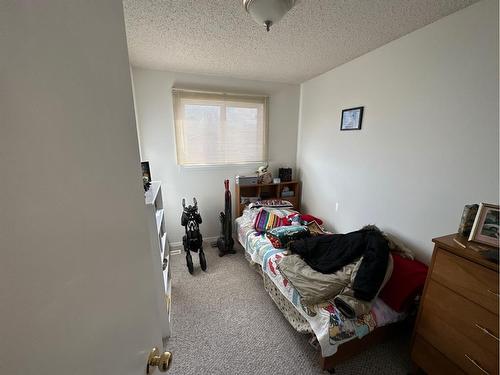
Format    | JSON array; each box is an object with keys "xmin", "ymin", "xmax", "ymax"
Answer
[{"xmin": 411, "ymin": 234, "xmax": 499, "ymax": 375}]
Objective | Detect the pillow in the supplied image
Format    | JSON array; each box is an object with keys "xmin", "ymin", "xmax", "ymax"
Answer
[
  {"xmin": 266, "ymin": 225, "xmax": 310, "ymax": 249},
  {"xmin": 254, "ymin": 208, "xmax": 289, "ymax": 233},
  {"xmin": 379, "ymin": 253, "xmax": 428, "ymax": 312},
  {"xmin": 249, "ymin": 199, "xmax": 293, "ymax": 209}
]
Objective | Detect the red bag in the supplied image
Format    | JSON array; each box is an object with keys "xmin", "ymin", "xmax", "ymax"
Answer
[{"xmin": 379, "ymin": 253, "xmax": 428, "ymax": 312}]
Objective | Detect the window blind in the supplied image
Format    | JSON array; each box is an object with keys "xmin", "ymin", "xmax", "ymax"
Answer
[{"xmin": 172, "ymin": 89, "xmax": 268, "ymax": 166}]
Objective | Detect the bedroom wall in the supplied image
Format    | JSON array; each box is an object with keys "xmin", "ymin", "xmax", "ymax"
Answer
[
  {"xmin": 297, "ymin": 0, "xmax": 499, "ymax": 263},
  {"xmin": 132, "ymin": 68, "xmax": 300, "ymax": 244}
]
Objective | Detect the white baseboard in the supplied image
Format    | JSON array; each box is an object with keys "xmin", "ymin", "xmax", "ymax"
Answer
[{"xmin": 169, "ymin": 236, "xmax": 219, "ymax": 251}]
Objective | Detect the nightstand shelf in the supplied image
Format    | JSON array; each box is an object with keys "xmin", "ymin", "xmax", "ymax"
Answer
[{"xmin": 235, "ymin": 180, "xmax": 301, "ymax": 217}]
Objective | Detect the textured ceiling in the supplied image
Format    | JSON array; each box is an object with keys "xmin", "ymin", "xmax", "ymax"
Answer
[{"xmin": 123, "ymin": 0, "xmax": 479, "ymax": 84}]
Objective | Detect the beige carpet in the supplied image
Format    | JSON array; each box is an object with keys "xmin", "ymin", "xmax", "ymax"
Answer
[{"xmin": 165, "ymin": 243, "xmax": 412, "ymax": 374}]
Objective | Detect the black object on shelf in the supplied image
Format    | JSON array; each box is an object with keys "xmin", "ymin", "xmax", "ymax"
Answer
[
  {"xmin": 141, "ymin": 161, "xmax": 152, "ymax": 192},
  {"xmin": 141, "ymin": 161, "xmax": 151, "ymax": 181},
  {"xmin": 279, "ymin": 168, "xmax": 292, "ymax": 182}
]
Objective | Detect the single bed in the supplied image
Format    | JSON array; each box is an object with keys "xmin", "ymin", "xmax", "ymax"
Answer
[{"xmin": 235, "ymin": 206, "xmax": 407, "ymax": 370}]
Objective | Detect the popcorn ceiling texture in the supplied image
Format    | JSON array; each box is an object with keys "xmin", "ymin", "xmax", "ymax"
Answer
[{"xmin": 123, "ymin": 0, "xmax": 478, "ymax": 84}]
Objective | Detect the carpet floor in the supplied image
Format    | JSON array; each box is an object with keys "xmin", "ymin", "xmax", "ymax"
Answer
[{"xmin": 166, "ymin": 243, "xmax": 412, "ymax": 374}]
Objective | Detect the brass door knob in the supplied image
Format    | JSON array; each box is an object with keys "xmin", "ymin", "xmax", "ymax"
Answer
[{"xmin": 147, "ymin": 347, "xmax": 172, "ymax": 373}]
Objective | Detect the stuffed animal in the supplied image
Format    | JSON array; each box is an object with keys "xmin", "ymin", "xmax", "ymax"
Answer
[
  {"xmin": 257, "ymin": 164, "xmax": 273, "ymax": 184},
  {"xmin": 142, "ymin": 175, "xmax": 151, "ymax": 192}
]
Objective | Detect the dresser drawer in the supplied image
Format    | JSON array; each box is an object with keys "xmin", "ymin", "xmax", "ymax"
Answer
[
  {"xmin": 418, "ymin": 280, "xmax": 499, "ymax": 374},
  {"xmin": 432, "ymin": 248, "xmax": 499, "ymax": 314},
  {"xmin": 412, "ymin": 334, "xmax": 466, "ymax": 375}
]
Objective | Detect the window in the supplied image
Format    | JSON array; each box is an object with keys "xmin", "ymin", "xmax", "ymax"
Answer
[{"xmin": 172, "ymin": 89, "xmax": 268, "ymax": 166}]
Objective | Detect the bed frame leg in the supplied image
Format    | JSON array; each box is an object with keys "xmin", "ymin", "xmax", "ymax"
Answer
[{"xmin": 320, "ymin": 356, "xmax": 335, "ymax": 373}]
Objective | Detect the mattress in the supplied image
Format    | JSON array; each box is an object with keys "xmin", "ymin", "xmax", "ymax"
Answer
[{"xmin": 235, "ymin": 208, "xmax": 406, "ymax": 357}]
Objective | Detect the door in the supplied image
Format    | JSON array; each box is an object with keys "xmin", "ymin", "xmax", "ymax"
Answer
[{"xmin": 0, "ymin": 1, "xmax": 167, "ymax": 374}]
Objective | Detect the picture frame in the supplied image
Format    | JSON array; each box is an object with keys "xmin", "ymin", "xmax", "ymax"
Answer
[
  {"xmin": 340, "ymin": 106, "xmax": 364, "ymax": 131},
  {"xmin": 468, "ymin": 203, "xmax": 499, "ymax": 247}
]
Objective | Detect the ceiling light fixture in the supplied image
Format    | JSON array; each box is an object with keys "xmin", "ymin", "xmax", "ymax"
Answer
[{"xmin": 243, "ymin": 0, "xmax": 297, "ymax": 32}]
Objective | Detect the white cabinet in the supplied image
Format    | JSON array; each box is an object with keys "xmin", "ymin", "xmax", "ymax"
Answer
[{"xmin": 145, "ymin": 181, "xmax": 171, "ymax": 338}]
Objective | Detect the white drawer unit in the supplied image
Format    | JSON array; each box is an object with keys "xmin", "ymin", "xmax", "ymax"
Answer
[{"xmin": 145, "ymin": 181, "xmax": 171, "ymax": 338}]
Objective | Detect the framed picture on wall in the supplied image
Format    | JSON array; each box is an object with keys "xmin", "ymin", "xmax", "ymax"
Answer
[
  {"xmin": 468, "ymin": 203, "xmax": 499, "ymax": 247},
  {"xmin": 340, "ymin": 106, "xmax": 364, "ymax": 130}
]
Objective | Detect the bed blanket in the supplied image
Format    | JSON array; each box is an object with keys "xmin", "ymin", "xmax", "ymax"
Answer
[{"xmin": 236, "ymin": 209, "xmax": 405, "ymax": 357}]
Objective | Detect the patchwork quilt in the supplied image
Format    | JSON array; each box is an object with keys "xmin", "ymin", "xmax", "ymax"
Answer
[{"xmin": 236, "ymin": 208, "xmax": 405, "ymax": 357}]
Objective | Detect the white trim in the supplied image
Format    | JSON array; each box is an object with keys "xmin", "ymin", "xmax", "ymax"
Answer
[
  {"xmin": 172, "ymin": 87, "xmax": 269, "ymax": 98},
  {"xmin": 169, "ymin": 236, "xmax": 219, "ymax": 251}
]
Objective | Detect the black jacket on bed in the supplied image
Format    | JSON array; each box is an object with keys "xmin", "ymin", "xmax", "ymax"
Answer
[{"xmin": 288, "ymin": 228, "xmax": 389, "ymax": 301}]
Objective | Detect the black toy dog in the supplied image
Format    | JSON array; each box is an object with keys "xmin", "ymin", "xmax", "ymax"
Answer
[{"xmin": 181, "ymin": 198, "xmax": 207, "ymax": 274}]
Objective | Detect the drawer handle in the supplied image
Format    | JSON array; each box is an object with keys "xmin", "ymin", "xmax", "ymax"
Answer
[
  {"xmin": 465, "ymin": 354, "xmax": 490, "ymax": 375},
  {"xmin": 475, "ymin": 323, "xmax": 500, "ymax": 341},
  {"xmin": 487, "ymin": 289, "xmax": 500, "ymax": 298}
]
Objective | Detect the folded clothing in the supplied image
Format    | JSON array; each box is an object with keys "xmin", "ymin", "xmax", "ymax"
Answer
[
  {"xmin": 266, "ymin": 226, "xmax": 310, "ymax": 249},
  {"xmin": 254, "ymin": 207, "xmax": 291, "ymax": 233},
  {"xmin": 379, "ymin": 253, "xmax": 428, "ymax": 312}
]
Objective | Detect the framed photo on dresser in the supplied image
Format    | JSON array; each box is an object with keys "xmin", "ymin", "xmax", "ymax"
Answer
[{"xmin": 469, "ymin": 203, "xmax": 499, "ymax": 247}]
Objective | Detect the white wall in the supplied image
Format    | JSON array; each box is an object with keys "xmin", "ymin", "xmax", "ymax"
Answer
[
  {"xmin": 297, "ymin": 0, "xmax": 499, "ymax": 263},
  {"xmin": 0, "ymin": 1, "xmax": 163, "ymax": 373},
  {"xmin": 132, "ymin": 68, "xmax": 300, "ymax": 244}
]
